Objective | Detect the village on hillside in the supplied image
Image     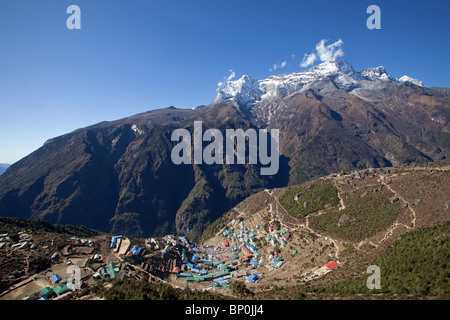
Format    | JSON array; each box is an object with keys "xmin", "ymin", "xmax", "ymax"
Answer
[
  {"xmin": 0, "ymin": 160, "xmax": 449, "ymax": 300},
  {"xmin": 0, "ymin": 212, "xmax": 340, "ymax": 300}
]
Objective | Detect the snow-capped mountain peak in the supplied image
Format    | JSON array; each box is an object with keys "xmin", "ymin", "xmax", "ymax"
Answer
[
  {"xmin": 360, "ymin": 66, "xmax": 395, "ymax": 81},
  {"xmin": 213, "ymin": 60, "xmax": 423, "ymax": 108},
  {"xmin": 308, "ymin": 59, "xmax": 359, "ymax": 78},
  {"xmin": 213, "ymin": 74, "xmax": 262, "ymax": 108},
  {"xmin": 214, "ymin": 60, "xmax": 360, "ymax": 107},
  {"xmin": 399, "ymin": 75, "xmax": 424, "ymax": 87}
]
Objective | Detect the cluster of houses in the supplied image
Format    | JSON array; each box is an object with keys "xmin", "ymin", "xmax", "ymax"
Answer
[
  {"xmin": 13, "ymin": 213, "xmax": 342, "ymax": 299},
  {"xmin": 1, "ymin": 231, "xmax": 38, "ymax": 251},
  {"xmin": 168, "ymin": 235, "xmax": 261, "ymax": 288},
  {"xmin": 24, "ymin": 273, "xmax": 78, "ymax": 300},
  {"xmin": 145, "ymin": 218, "xmax": 294, "ymax": 289},
  {"xmin": 94, "ymin": 262, "xmax": 120, "ymax": 280},
  {"xmin": 2, "ymin": 213, "xmax": 343, "ymax": 299},
  {"xmin": 170, "ymin": 216, "xmax": 341, "ymax": 289},
  {"xmin": 18, "ymin": 235, "xmax": 140, "ymax": 299}
]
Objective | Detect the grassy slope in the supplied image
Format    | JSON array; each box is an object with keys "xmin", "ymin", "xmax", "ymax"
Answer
[
  {"xmin": 304, "ymin": 222, "xmax": 450, "ymax": 298},
  {"xmin": 309, "ymin": 188, "xmax": 403, "ymax": 242},
  {"xmin": 279, "ymin": 181, "xmax": 340, "ymax": 219}
]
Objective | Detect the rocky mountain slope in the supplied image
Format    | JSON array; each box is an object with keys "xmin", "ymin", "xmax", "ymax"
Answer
[
  {"xmin": 0, "ymin": 60, "xmax": 449, "ymax": 240},
  {"xmin": 0, "ymin": 104, "xmax": 279, "ymax": 240},
  {"xmin": 1, "ymin": 161, "xmax": 448, "ymax": 300},
  {"xmin": 216, "ymin": 60, "xmax": 449, "ymax": 182},
  {"xmin": 201, "ymin": 160, "xmax": 450, "ymax": 299}
]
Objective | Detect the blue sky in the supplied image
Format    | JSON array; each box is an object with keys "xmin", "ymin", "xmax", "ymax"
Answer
[{"xmin": 0, "ymin": 0, "xmax": 449, "ymax": 164}]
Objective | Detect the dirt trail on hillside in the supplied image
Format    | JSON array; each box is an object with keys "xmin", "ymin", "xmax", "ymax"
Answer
[
  {"xmin": 264, "ymin": 189, "xmax": 342, "ymax": 260},
  {"xmin": 202, "ymin": 161, "xmax": 450, "ymax": 293}
]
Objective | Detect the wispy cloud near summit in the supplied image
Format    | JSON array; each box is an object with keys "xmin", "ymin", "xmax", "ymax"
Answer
[
  {"xmin": 300, "ymin": 39, "xmax": 345, "ymax": 68},
  {"xmin": 269, "ymin": 60, "xmax": 288, "ymax": 72},
  {"xmin": 217, "ymin": 69, "xmax": 236, "ymax": 87}
]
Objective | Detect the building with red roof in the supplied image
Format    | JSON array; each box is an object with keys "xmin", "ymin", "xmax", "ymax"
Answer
[{"xmin": 324, "ymin": 261, "xmax": 340, "ymax": 270}]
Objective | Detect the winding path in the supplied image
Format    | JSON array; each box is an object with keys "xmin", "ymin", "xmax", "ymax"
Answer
[{"xmin": 264, "ymin": 189, "xmax": 342, "ymax": 260}]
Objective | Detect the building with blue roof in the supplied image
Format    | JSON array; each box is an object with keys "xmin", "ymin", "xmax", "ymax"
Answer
[{"xmin": 50, "ymin": 274, "xmax": 62, "ymax": 283}]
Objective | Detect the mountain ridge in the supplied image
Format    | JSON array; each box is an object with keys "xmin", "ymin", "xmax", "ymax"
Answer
[
  {"xmin": 214, "ymin": 60, "xmax": 424, "ymax": 109},
  {"xmin": 0, "ymin": 60, "xmax": 448, "ymax": 240}
]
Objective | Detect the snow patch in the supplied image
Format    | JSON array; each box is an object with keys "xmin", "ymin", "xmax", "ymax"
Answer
[
  {"xmin": 131, "ymin": 124, "xmax": 145, "ymax": 136},
  {"xmin": 399, "ymin": 75, "xmax": 423, "ymax": 87}
]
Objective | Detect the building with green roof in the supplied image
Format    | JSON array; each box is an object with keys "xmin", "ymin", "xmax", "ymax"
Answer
[
  {"xmin": 53, "ymin": 284, "xmax": 71, "ymax": 296},
  {"xmin": 40, "ymin": 287, "xmax": 54, "ymax": 299},
  {"xmin": 107, "ymin": 262, "xmax": 119, "ymax": 279}
]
